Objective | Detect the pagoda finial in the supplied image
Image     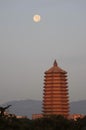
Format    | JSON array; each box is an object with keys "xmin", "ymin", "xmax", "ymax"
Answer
[{"xmin": 53, "ymin": 60, "xmax": 58, "ymax": 66}]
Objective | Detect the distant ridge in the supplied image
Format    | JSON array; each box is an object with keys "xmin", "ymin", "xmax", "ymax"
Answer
[
  {"xmin": 1, "ymin": 99, "xmax": 86, "ymax": 118},
  {"xmin": 70, "ymin": 100, "xmax": 86, "ymax": 114},
  {"xmin": 1, "ymin": 99, "xmax": 42, "ymax": 118}
]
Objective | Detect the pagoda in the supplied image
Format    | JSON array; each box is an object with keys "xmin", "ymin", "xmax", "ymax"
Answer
[{"xmin": 42, "ymin": 60, "xmax": 69, "ymax": 117}]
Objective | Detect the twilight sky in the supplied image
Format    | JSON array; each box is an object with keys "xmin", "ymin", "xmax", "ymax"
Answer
[{"xmin": 0, "ymin": 0, "xmax": 86, "ymax": 104}]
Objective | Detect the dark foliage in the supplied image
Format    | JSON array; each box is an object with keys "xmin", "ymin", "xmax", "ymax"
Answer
[{"xmin": 0, "ymin": 114, "xmax": 86, "ymax": 130}]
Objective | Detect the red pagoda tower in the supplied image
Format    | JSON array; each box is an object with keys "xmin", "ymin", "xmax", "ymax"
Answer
[{"xmin": 43, "ymin": 60, "xmax": 69, "ymax": 117}]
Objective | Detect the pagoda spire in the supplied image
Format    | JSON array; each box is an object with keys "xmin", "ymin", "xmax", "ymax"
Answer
[{"xmin": 53, "ymin": 60, "xmax": 58, "ymax": 66}]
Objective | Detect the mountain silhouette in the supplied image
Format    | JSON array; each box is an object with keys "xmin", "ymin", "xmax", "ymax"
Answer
[{"xmin": 1, "ymin": 99, "xmax": 86, "ymax": 118}]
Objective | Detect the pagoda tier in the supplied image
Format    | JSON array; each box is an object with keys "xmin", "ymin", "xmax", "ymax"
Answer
[{"xmin": 42, "ymin": 60, "xmax": 69, "ymax": 117}]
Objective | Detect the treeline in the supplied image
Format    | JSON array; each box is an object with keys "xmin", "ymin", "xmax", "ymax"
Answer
[{"xmin": 0, "ymin": 115, "xmax": 86, "ymax": 130}]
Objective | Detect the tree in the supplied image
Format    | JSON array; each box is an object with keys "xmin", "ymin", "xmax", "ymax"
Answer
[{"xmin": 0, "ymin": 105, "xmax": 11, "ymax": 116}]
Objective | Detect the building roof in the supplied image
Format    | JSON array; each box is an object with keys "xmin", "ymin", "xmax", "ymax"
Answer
[{"xmin": 45, "ymin": 60, "xmax": 67, "ymax": 74}]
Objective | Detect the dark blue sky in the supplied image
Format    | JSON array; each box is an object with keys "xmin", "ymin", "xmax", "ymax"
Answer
[{"xmin": 0, "ymin": 0, "xmax": 86, "ymax": 103}]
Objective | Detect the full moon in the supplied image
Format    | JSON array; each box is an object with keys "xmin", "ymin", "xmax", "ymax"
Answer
[{"xmin": 33, "ymin": 15, "xmax": 41, "ymax": 22}]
